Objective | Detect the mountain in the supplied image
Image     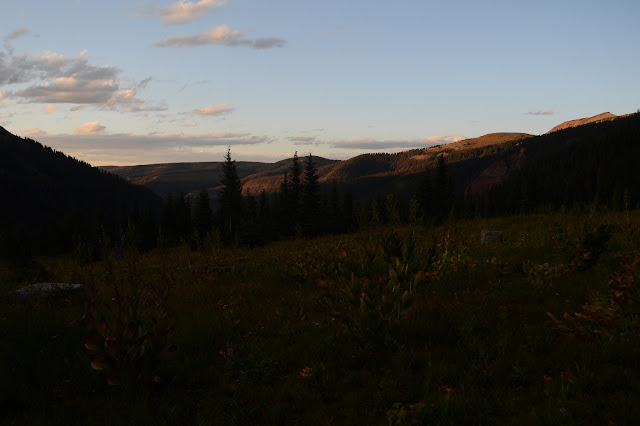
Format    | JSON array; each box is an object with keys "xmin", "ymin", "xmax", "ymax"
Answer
[
  {"xmin": 0, "ymin": 126, "xmax": 162, "ymax": 256},
  {"xmin": 104, "ymin": 132, "xmax": 533, "ymax": 206},
  {"xmin": 546, "ymin": 112, "xmax": 618, "ymax": 134},
  {"xmin": 101, "ymin": 156, "xmax": 340, "ymax": 202}
]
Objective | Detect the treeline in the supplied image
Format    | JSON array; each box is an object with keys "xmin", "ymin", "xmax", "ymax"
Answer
[{"xmin": 155, "ymin": 150, "xmax": 459, "ymax": 251}]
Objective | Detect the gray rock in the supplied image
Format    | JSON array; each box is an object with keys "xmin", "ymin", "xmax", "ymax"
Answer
[
  {"xmin": 481, "ymin": 229, "xmax": 504, "ymax": 244},
  {"xmin": 7, "ymin": 283, "xmax": 86, "ymax": 306}
]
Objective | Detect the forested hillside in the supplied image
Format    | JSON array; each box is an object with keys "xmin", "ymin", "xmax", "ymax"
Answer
[{"xmin": 0, "ymin": 126, "xmax": 162, "ymax": 257}]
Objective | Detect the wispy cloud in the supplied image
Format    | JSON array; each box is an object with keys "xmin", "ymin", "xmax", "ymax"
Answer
[
  {"xmin": 4, "ymin": 26, "xmax": 29, "ymax": 41},
  {"xmin": 189, "ymin": 103, "xmax": 234, "ymax": 117},
  {"xmin": 137, "ymin": 77, "xmax": 152, "ymax": 90},
  {"xmin": 75, "ymin": 120, "xmax": 106, "ymax": 134},
  {"xmin": 156, "ymin": 24, "xmax": 286, "ymax": 49},
  {"xmin": 288, "ymin": 135, "xmax": 319, "ymax": 145},
  {"xmin": 135, "ymin": 0, "xmax": 229, "ymax": 26},
  {"xmin": 3, "ymin": 26, "xmax": 29, "ymax": 54},
  {"xmin": 23, "ymin": 128, "xmax": 270, "ymax": 149},
  {"xmin": 329, "ymin": 135, "xmax": 464, "ymax": 150},
  {"xmin": 525, "ymin": 110, "xmax": 555, "ymax": 116}
]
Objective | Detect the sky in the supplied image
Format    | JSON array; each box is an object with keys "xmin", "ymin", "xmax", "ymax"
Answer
[{"xmin": 1, "ymin": 0, "xmax": 639, "ymax": 166}]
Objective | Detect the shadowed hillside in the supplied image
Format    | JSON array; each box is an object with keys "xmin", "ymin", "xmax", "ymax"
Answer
[
  {"xmin": 0, "ymin": 126, "xmax": 162, "ymax": 256},
  {"xmin": 104, "ymin": 132, "xmax": 533, "ymax": 205},
  {"xmin": 102, "ymin": 157, "xmax": 339, "ymax": 202}
]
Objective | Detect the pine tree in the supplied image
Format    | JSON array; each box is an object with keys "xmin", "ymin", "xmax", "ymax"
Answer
[
  {"xmin": 434, "ymin": 154, "xmax": 451, "ymax": 217},
  {"xmin": 194, "ymin": 189, "xmax": 213, "ymax": 245},
  {"xmin": 218, "ymin": 146, "xmax": 243, "ymax": 243},
  {"xmin": 288, "ymin": 152, "xmax": 302, "ymax": 227},
  {"xmin": 418, "ymin": 168, "xmax": 432, "ymax": 219},
  {"xmin": 302, "ymin": 153, "xmax": 320, "ymax": 236}
]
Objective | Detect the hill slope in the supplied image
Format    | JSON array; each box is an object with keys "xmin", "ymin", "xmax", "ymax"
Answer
[
  {"xmin": 546, "ymin": 112, "xmax": 618, "ymax": 134},
  {"xmin": 105, "ymin": 132, "xmax": 533, "ymax": 205},
  {"xmin": 0, "ymin": 126, "xmax": 162, "ymax": 256}
]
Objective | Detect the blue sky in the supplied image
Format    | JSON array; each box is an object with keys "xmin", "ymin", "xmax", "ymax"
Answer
[{"xmin": 1, "ymin": 0, "xmax": 638, "ymax": 165}]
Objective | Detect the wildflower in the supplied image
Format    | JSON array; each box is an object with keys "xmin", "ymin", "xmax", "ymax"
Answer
[
  {"xmin": 544, "ymin": 374, "xmax": 553, "ymax": 381},
  {"xmin": 219, "ymin": 346, "xmax": 233, "ymax": 359},
  {"xmin": 299, "ymin": 366, "xmax": 313, "ymax": 377},
  {"xmin": 438, "ymin": 385, "xmax": 453, "ymax": 394}
]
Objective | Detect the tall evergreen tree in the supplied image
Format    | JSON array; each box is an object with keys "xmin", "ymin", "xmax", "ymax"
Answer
[
  {"xmin": 302, "ymin": 153, "xmax": 320, "ymax": 236},
  {"xmin": 434, "ymin": 154, "xmax": 452, "ymax": 217},
  {"xmin": 288, "ymin": 152, "xmax": 302, "ymax": 227},
  {"xmin": 218, "ymin": 146, "xmax": 243, "ymax": 243},
  {"xmin": 194, "ymin": 189, "xmax": 213, "ymax": 244},
  {"xmin": 418, "ymin": 168, "xmax": 432, "ymax": 218}
]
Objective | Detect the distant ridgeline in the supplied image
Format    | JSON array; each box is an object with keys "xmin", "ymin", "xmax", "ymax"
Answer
[
  {"xmin": 0, "ymin": 126, "xmax": 162, "ymax": 258},
  {"xmin": 1, "ymin": 112, "xmax": 639, "ymax": 257}
]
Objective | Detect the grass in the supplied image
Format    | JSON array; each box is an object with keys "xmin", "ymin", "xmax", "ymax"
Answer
[{"xmin": 1, "ymin": 207, "xmax": 640, "ymax": 424}]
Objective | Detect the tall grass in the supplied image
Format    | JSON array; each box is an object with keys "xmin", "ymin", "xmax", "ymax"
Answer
[{"xmin": 1, "ymin": 208, "xmax": 639, "ymax": 424}]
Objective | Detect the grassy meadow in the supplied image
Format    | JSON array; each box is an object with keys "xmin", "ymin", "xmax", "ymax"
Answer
[{"xmin": 2, "ymin": 208, "xmax": 640, "ymax": 424}]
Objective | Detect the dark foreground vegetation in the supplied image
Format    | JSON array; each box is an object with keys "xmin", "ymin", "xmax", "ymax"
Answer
[{"xmin": 2, "ymin": 207, "xmax": 640, "ymax": 424}]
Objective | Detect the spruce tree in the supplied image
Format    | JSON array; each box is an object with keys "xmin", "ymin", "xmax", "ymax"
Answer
[
  {"xmin": 418, "ymin": 168, "xmax": 432, "ymax": 219},
  {"xmin": 218, "ymin": 146, "xmax": 243, "ymax": 243},
  {"xmin": 289, "ymin": 152, "xmax": 302, "ymax": 226},
  {"xmin": 302, "ymin": 153, "xmax": 320, "ymax": 236},
  {"xmin": 194, "ymin": 189, "xmax": 213, "ymax": 245}
]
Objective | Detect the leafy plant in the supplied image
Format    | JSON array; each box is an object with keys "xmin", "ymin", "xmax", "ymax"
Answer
[{"xmin": 320, "ymin": 230, "xmax": 422, "ymax": 346}]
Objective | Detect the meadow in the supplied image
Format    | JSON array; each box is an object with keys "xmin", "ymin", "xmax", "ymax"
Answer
[{"xmin": 2, "ymin": 207, "xmax": 639, "ymax": 424}]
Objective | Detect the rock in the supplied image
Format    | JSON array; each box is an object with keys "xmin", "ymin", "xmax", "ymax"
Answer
[
  {"xmin": 7, "ymin": 283, "xmax": 86, "ymax": 306},
  {"xmin": 481, "ymin": 229, "xmax": 504, "ymax": 244}
]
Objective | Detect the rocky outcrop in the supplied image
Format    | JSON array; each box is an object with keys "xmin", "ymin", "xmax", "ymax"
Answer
[
  {"xmin": 7, "ymin": 283, "xmax": 86, "ymax": 306},
  {"xmin": 481, "ymin": 230, "xmax": 504, "ymax": 243}
]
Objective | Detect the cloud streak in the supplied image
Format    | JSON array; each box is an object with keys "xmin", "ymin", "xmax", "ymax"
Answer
[
  {"xmin": 135, "ymin": 0, "xmax": 228, "ymax": 25},
  {"xmin": 525, "ymin": 110, "xmax": 555, "ymax": 116},
  {"xmin": 189, "ymin": 103, "xmax": 234, "ymax": 117},
  {"xmin": 288, "ymin": 135, "xmax": 319, "ymax": 145},
  {"xmin": 75, "ymin": 120, "xmax": 106, "ymax": 134},
  {"xmin": 22, "ymin": 128, "xmax": 271, "ymax": 149},
  {"xmin": 156, "ymin": 24, "xmax": 286, "ymax": 49},
  {"xmin": 329, "ymin": 135, "xmax": 464, "ymax": 150}
]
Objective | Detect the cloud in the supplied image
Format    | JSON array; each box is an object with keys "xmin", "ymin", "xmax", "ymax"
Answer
[
  {"xmin": 44, "ymin": 104, "xmax": 57, "ymax": 114},
  {"xmin": 75, "ymin": 121, "xmax": 106, "ymax": 134},
  {"xmin": 330, "ymin": 135, "xmax": 464, "ymax": 150},
  {"xmin": 156, "ymin": 24, "xmax": 286, "ymax": 49},
  {"xmin": 137, "ymin": 77, "xmax": 152, "ymax": 89},
  {"xmin": 182, "ymin": 122, "xmax": 197, "ymax": 127},
  {"xmin": 288, "ymin": 135, "xmax": 318, "ymax": 145},
  {"xmin": 135, "ymin": 0, "xmax": 228, "ymax": 25},
  {"xmin": 525, "ymin": 110, "xmax": 555, "ymax": 116},
  {"xmin": 5, "ymin": 26, "xmax": 29, "ymax": 41},
  {"xmin": 189, "ymin": 103, "xmax": 234, "ymax": 117},
  {"xmin": 1, "ymin": 49, "xmax": 165, "ymax": 112}
]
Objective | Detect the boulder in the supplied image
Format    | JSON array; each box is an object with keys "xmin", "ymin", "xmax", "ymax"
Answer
[
  {"xmin": 7, "ymin": 283, "xmax": 86, "ymax": 306},
  {"xmin": 481, "ymin": 229, "xmax": 504, "ymax": 244}
]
